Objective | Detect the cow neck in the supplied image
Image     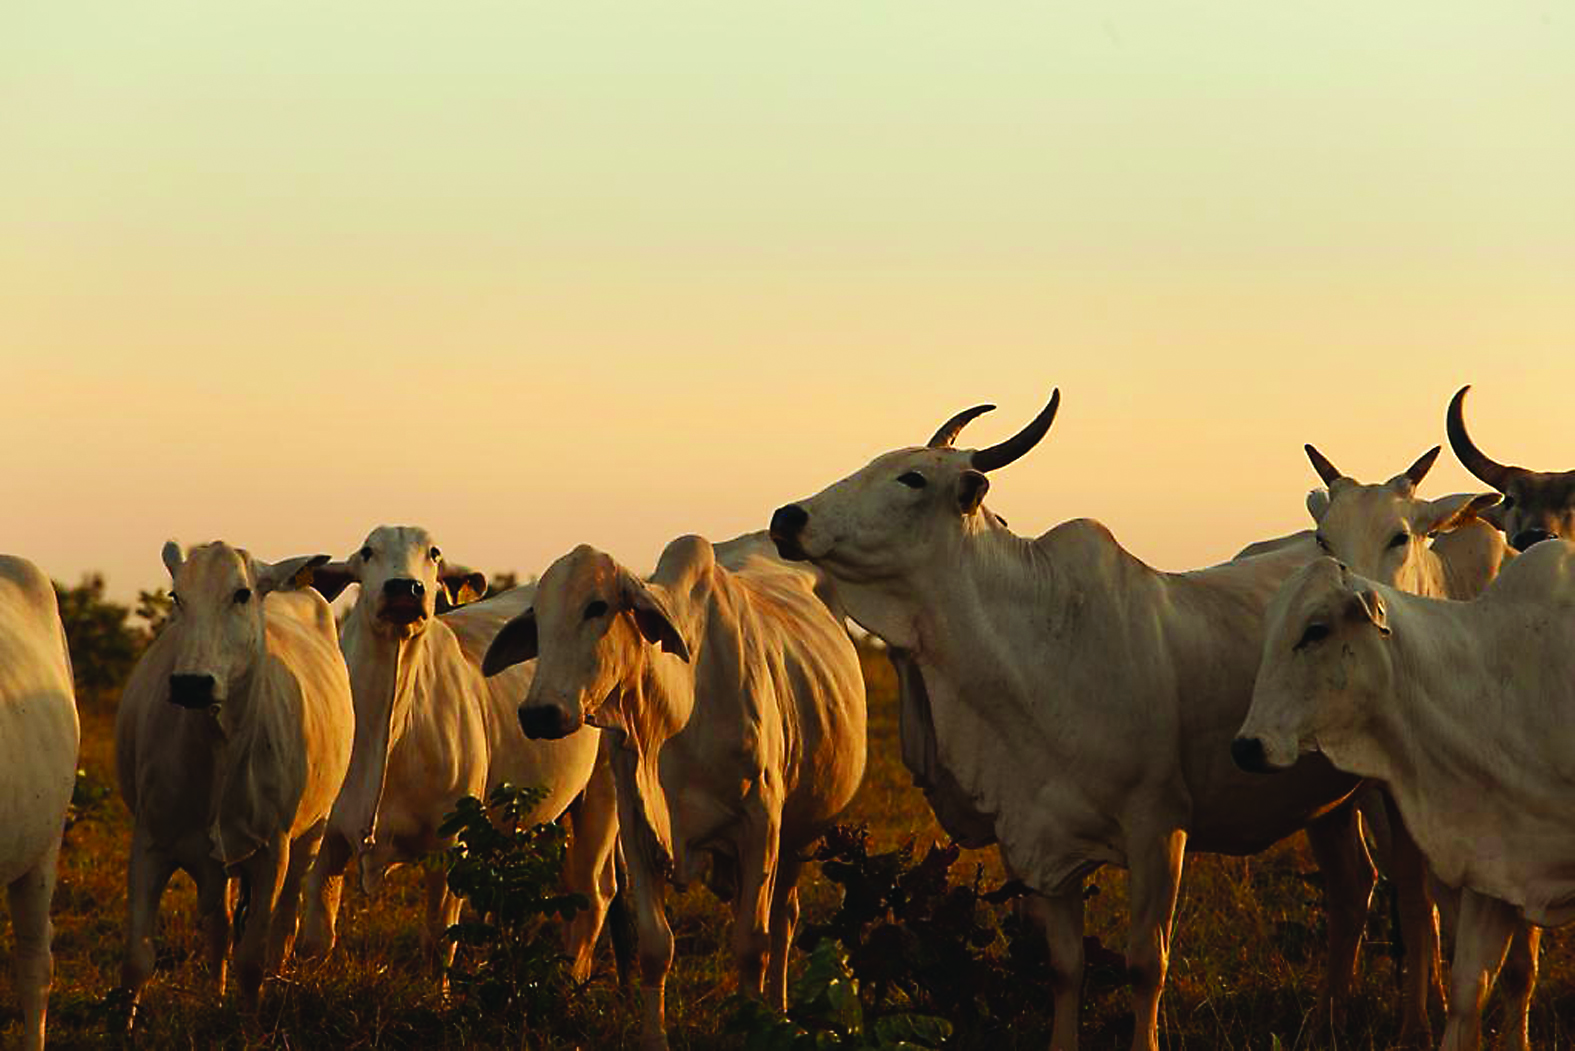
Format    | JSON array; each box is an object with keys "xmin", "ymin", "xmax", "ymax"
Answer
[{"xmin": 336, "ymin": 610, "xmax": 428, "ymax": 851}]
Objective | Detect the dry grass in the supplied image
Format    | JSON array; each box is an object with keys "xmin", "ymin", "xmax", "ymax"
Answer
[{"xmin": 3, "ymin": 646, "xmax": 1571, "ymax": 1049}]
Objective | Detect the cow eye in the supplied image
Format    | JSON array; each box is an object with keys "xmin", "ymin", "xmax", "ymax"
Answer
[
  {"xmin": 234, "ymin": 587, "xmax": 252, "ymax": 605},
  {"xmin": 1295, "ymin": 623, "xmax": 1330, "ymax": 650},
  {"xmin": 429, "ymin": 546, "xmax": 442, "ymax": 561},
  {"xmin": 170, "ymin": 592, "xmax": 182, "ymax": 608},
  {"xmin": 897, "ymin": 472, "xmax": 927, "ymax": 489},
  {"xmin": 584, "ymin": 600, "xmax": 608, "ymax": 620},
  {"xmin": 1500, "ymin": 496, "xmax": 1516, "ymax": 510},
  {"xmin": 1388, "ymin": 531, "xmax": 1409, "ymax": 549},
  {"xmin": 1314, "ymin": 534, "xmax": 1331, "ymax": 553},
  {"xmin": 359, "ymin": 546, "xmax": 374, "ymax": 561}
]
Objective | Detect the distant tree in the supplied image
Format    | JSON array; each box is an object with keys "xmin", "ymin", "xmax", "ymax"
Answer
[
  {"xmin": 136, "ymin": 588, "xmax": 173, "ymax": 637},
  {"xmin": 53, "ymin": 574, "xmax": 149, "ymax": 701},
  {"xmin": 484, "ymin": 571, "xmax": 527, "ymax": 599}
]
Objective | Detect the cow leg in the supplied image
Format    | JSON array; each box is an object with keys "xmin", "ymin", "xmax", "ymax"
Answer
[
  {"xmin": 765, "ymin": 853, "xmax": 804, "ymax": 1011},
  {"xmin": 1441, "ymin": 889, "xmax": 1518, "ymax": 1051},
  {"xmin": 120, "ymin": 825, "xmax": 177, "ymax": 1025},
  {"xmin": 1376, "ymin": 791, "xmax": 1441, "ymax": 1045},
  {"xmin": 422, "ymin": 865, "xmax": 462, "ymax": 979},
  {"xmin": 1024, "ymin": 885, "xmax": 1084, "ymax": 1051},
  {"xmin": 8, "ymin": 841, "xmax": 59, "ymax": 1051},
  {"xmin": 1495, "ymin": 922, "xmax": 1539, "ymax": 1051},
  {"xmin": 297, "ymin": 829, "xmax": 351, "ymax": 960},
  {"xmin": 265, "ymin": 830, "xmax": 323, "ymax": 974},
  {"xmin": 1305, "ymin": 800, "xmax": 1376, "ymax": 1032},
  {"xmin": 623, "ymin": 841, "xmax": 674, "ymax": 1051},
  {"xmin": 233, "ymin": 840, "xmax": 289, "ymax": 1012},
  {"xmin": 1124, "ymin": 828, "xmax": 1187, "ymax": 1051},
  {"xmin": 731, "ymin": 803, "xmax": 782, "ymax": 1001},
  {"xmin": 562, "ymin": 752, "xmax": 621, "ymax": 983},
  {"xmin": 192, "ymin": 859, "xmax": 234, "ymax": 998}
]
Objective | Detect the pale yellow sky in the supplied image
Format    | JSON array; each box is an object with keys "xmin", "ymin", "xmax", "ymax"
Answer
[{"xmin": 3, "ymin": 2, "xmax": 1571, "ymax": 599}]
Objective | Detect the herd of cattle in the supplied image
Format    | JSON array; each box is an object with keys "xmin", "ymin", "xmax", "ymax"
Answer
[{"xmin": 3, "ymin": 383, "xmax": 1574, "ymax": 1051}]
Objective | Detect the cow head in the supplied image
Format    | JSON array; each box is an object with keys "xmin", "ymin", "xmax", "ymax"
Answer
[
  {"xmin": 1302, "ymin": 443, "xmax": 1499, "ymax": 595},
  {"xmin": 1233, "ymin": 557, "xmax": 1393, "ymax": 773},
  {"xmin": 310, "ymin": 525, "xmax": 486, "ymax": 640},
  {"xmin": 161, "ymin": 540, "xmax": 328, "ymax": 710},
  {"xmin": 483, "ymin": 544, "xmax": 689, "ymax": 740},
  {"xmin": 768, "ymin": 392, "xmax": 1058, "ymax": 637},
  {"xmin": 1448, "ymin": 385, "xmax": 1575, "ymax": 550}
]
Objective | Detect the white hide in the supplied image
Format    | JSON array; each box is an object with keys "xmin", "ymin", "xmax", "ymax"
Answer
[
  {"xmin": 487, "ymin": 534, "xmax": 867, "ymax": 1051},
  {"xmin": 0, "ymin": 556, "xmax": 80, "ymax": 1051},
  {"xmin": 115, "ymin": 542, "xmax": 353, "ymax": 1015}
]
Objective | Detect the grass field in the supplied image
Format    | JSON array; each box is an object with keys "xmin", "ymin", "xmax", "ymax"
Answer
[{"xmin": 3, "ymin": 644, "xmax": 1571, "ymax": 1049}]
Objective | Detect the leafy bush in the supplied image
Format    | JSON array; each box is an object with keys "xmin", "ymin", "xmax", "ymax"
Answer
[{"xmin": 439, "ymin": 783, "xmax": 589, "ymax": 1025}]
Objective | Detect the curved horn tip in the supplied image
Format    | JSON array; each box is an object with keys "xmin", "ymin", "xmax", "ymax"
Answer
[
  {"xmin": 927, "ymin": 403, "xmax": 997, "ymax": 449},
  {"xmin": 969, "ymin": 388, "xmax": 1062, "ymax": 473},
  {"xmin": 1446, "ymin": 382, "xmax": 1516, "ymax": 489}
]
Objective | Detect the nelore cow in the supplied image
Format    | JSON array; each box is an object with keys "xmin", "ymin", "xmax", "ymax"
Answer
[
  {"xmin": 1448, "ymin": 385, "xmax": 1575, "ymax": 551},
  {"xmin": 482, "ymin": 533, "xmax": 866, "ymax": 1051},
  {"xmin": 0, "ymin": 555, "xmax": 80, "ymax": 1051},
  {"xmin": 299, "ymin": 526, "xmax": 615, "ymax": 981},
  {"xmin": 768, "ymin": 393, "xmax": 1391, "ymax": 1051},
  {"xmin": 1235, "ymin": 542, "xmax": 1575, "ymax": 1051},
  {"xmin": 1299, "ymin": 443, "xmax": 1524, "ymax": 1038},
  {"xmin": 115, "ymin": 542, "xmax": 353, "ymax": 1017}
]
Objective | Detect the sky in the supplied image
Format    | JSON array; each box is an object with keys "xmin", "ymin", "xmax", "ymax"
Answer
[{"xmin": 4, "ymin": 2, "xmax": 1571, "ymax": 601}]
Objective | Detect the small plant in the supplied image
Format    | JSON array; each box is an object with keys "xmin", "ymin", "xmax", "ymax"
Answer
[{"xmin": 439, "ymin": 782, "xmax": 588, "ymax": 1023}]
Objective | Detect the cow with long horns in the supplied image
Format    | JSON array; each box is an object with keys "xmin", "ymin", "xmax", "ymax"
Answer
[
  {"xmin": 1448, "ymin": 385, "xmax": 1575, "ymax": 551},
  {"xmin": 769, "ymin": 393, "xmax": 1380, "ymax": 1051}
]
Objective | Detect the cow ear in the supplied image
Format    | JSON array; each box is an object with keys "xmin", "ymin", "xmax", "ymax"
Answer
[
  {"xmin": 254, "ymin": 554, "xmax": 332, "ymax": 597},
  {"xmin": 162, "ymin": 541, "xmax": 185, "ymax": 581},
  {"xmin": 308, "ymin": 560, "xmax": 359, "ymax": 602},
  {"xmin": 1419, "ymin": 492, "xmax": 1502, "ymax": 537},
  {"xmin": 957, "ymin": 469, "xmax": 990, "ymax": 515},
  {"xmin": 439, "ymin": 563, "xmax": 488, "ymax": 607},
  {"xmin": 1347, "ymin": 587, "xmax": 1391, "ymax": 637},
  {"xmin": 618, "ymin": 569, "xmax": 691, "ymax": 663},
  {"xmin": 482, "ymin": 609, "xmax": 538, "ymax": 676},
  {"xmin": 1306, "ymin": 489, "xmax": 1331, "ymax": 523}
]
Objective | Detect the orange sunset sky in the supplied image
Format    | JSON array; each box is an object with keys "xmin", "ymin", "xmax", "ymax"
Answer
[{"xmin": 4, "ymin": 2, "xmax": 1571, "ymax": 600}]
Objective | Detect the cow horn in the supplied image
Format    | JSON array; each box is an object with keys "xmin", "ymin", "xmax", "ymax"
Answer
[
  {"xmin": 927, "ymin": 404, "xmax": 996, "ymax": 448},
  {"xmin": 1403, "ymin": 446, "xmax": 1442, "ymax": 489},
  {"xmin": 1447, "ymin": 385, "xmax": 1518, "ymax": 490},
  {"xmin": 1304, "ymin": 444, "xmax": 1345, "ymax": 486},
  {"xmin": 970, "ymin": 389, "xmax": 1060, "ymax": 473}
]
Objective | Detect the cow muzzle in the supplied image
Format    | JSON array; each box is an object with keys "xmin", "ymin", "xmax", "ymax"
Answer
[
  {"xmin": 519, "ymin": 702, "xmax": 578, "ymax": 740},
  {"xmin": 768, "ymin": 504, "xmax": 811, "ymax": 561},
  {"xmin": 168, "ymin": 673, "xmax": 217, "ymax": 709},
  {"xmin": 1230, "ymin": 736, "xmax": 1274, "ymax": 774},
  {"xmin": 378, "ymin": 578, "xmax": 428, "ymax": 626}
]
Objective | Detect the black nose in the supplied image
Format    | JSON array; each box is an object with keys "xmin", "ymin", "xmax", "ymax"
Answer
[
  {"xmin": 519, "ymin": 704, "xmax": 572, "ymax": 740},
  {"xmin": 384, "ymin": 578, "xmax": 424, "ymax": 599},
  {"xmin": 1511, "ymin": 529, "xmax": 1556, "ymax": 551},
  {"xmin": 1231, "ymin": 737, "xmax": 1271, "ymax": 774},
  {"xmin": 168, "ymin": 674, "xmax": 216, "ymax": 709},
  {"xmin": 769, "ymin": 505, "xmax": 810, "ymax": 561}
]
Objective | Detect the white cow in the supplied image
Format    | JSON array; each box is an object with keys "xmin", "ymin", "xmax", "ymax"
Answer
[
  {"xmin": 482, "ymin": 534, "xmax": 867, "ymax": 1051},
  {"xmin": 1235, "ymin": 542, "xmax": 1575, "ymax": 1051},
  {"xmin": 115, "ymin": 542, "xmax": 353, "ymax": 1015},
  {"xmin": 0, "ymin": 556, "xmax": 80, "ymax": 1051},
  {"xmin": 768, "ymin": 393, "xmax": 1384, "ymax": 1051},
  {"xmin": 298, "ymin": 525, "xmax": 615, "ymax": 981}
]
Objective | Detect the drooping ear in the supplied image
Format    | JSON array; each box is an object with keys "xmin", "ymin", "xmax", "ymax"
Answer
[
  {"xmin": 1347, "ymin": 587, "xmax": 1391, "ymax": 637},
  {"xmin": 162, "ymin": 541, "xmax": 185, "ymax": 581},
  {"xmin": 1417, "ymin": 492, "xmax": 1502, "ymax": 537},
  {"xmin": 439, "ymin": 562, "xmax": 488, "ymax": 607},
  {"xmin": 253, "ymin": 554, "xmax": 332, "ymax": 597},
  {"xmin": 956, "ymin": 469, "xmax": 990, "ymax": 515},
  {"xmin": 482, "ymin": 609, "xmax": 538, "ymax": 676},
  {"xmin": 617, "ymin": 567, "xmax": 691, "ymax": 663},
  {"xmin": 1306, "ymin": 489, "xmax": 1331, "ymax": 523},
  {"xmin": 308, "ymin": 560, "xmax": 360, "ymax": 602}
]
